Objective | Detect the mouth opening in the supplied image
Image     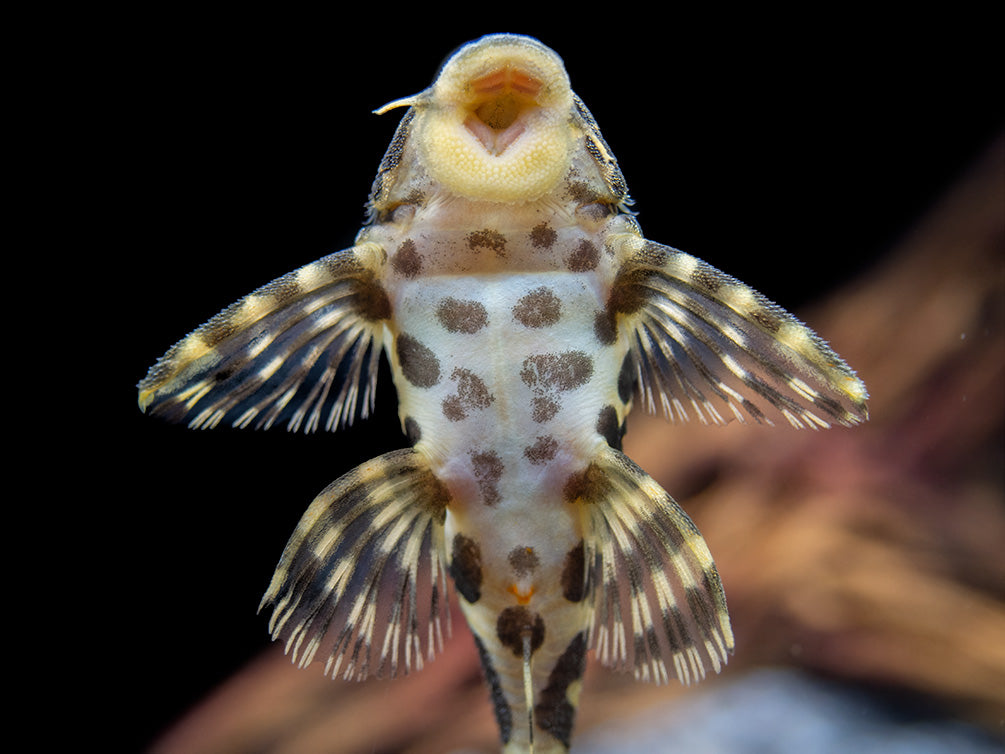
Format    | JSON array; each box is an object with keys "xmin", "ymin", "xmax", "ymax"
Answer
[{"xmin": 463, "ymin": 66, "xmax": 544, "ymax": 154}]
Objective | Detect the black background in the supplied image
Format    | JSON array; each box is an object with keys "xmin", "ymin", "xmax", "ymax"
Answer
[{"xmin": 98, "ymin": 15, "xmax": 1001, "ymax": 751}]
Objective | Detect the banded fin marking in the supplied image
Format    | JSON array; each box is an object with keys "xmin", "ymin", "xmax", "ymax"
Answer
[
  {"xmin": 259, "ymin": 449, "xmax": 452, "ymax": 680},
  {"xmin": 137, "ymin": 244, "xmax": 388, "ymax": 432},
  {"xmin": 570, "ymin": 448, "xmax": 734, "ymax": 686},
  {"xmin": 615, "ymin": 240, "xmax": 868, "ymax": 428}
]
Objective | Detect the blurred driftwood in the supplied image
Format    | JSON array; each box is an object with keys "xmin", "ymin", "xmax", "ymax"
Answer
[{"xmin": 151, "ymin": 137, "xmax": 1005, "ymax": 753}]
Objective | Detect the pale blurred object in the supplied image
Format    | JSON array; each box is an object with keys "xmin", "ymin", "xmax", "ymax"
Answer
[{"xmin": 150, "ymin": 138, "xmax": 1005, "ymax": 753}]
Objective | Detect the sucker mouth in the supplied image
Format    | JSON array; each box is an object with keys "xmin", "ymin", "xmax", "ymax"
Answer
[{"xmin": 463, "ymin": 66, "xmax": 544, "ymax": 155}]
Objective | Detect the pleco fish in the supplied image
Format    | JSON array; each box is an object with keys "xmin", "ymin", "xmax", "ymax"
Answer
[{"xmin": 138, "ymin": 34, "xmax": 868, "ymax": 753}]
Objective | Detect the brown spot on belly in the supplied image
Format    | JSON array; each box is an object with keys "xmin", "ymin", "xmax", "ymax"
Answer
[
  {"xmin": 561, "ymin": 541, "xmax": 586, "ymax": 602},
  {"xmin": 524, "ymin": 435, "xmax": 558, "ymax": 464},
  {"xmin": 531, "ymin": 397, "xmax": 559, "ymax": 423},
  {"xmin": 521, "ymin": 351, "xmax": 594, "ymax": 424},
  {"xmin": 496, "ymin": 606, "xmax": 545, "ymax": 656},
  {"xmin": 535, "ymin": 632, "xmax": 587, "ymax": 748},
  {"xmin": 391, "ymin": 238, "xmax": 422, "ymax": 278},
  {"xmin": 449, "ymin": 533, "xmax": 483, "ymax": 603},
  {"xmin": 396, "ymin": 334, "xmax": 440, "ymax": 387},
  {"xmin": 508, "ymin": 546, "xmax": 540, "ymax": 576},
  {"xmin": 529, "ymin": 222, "xmax": 557, "ymax": 249},
  {"xmin": 436, "ymin": 297, "xmax": 489, "ymax": 333},
  {"xmin": 520, "ymin": 352, "xmax": 594, "ymax": 391},
  {"xmin": 565, "ymin": 239, "xmax": 599, "ymax": 272},
  {"xmin": 467, "ymin": 228, "xmax": 507, "ymax": 256},
  {"xmin": 512, "ymin": 287, "xmax": 561, "ymax": 328},
  {"xmin": 470, "ymin": 450, "xmax": 504, "ymax": 506},
  {"xmin": 442, "ymin": 368, "xmax": 494, "ymax": 421}
]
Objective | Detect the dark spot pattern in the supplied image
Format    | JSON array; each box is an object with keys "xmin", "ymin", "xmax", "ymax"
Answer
[
  {"xmin": 391, "ymin": 238, "xmax": 422, "ymax": 278},
  {"xmin": 442, "ymin": 368, "xmax": 494, "ymax": 421},
  {"xmin": 531, "ymin": 397, "xmax": 559, "ymax": 423},
  {"xmin": 496, "ymin": 606, "xmax": 545, "ymax": 656},
  {"xmin": 449, "ymin": 533, "xmax": 483, "ymax": 603},
  {"xmin": 467, "ymin": 229, "xmax": 507, "ymax": 256},
  {"xmin": 524, "ymin": 435, "xmax": 559, "ymax": 465},
  {"xmin": 471, "ymin": 450, "xmax": 504, "ymax": 507},
  {"xmin": 561, "ymin": 542, "xmax": 586, "ymax": 602},
  {"xmin": 563, "ymin": 462, "xmax": 607, "ymax": 504},
  {"xmin": 565, "ymin": 239, "xmax": 599, "ymax": 272},
  {"xmin": 520, "ymin": 351, "xmax": 593, "ymax": 423},
  {"xmin": 403, "ymin": 416, "xmax": 421, "ymax": 445},
  {"xmin": 512, "ymin": 287, "xmax": 561, "ymax": 328},
  {"xmin": 520, "ymin": 352, "xmax": 594, "ymax": 392},
  {"xmin": 529, "ymin": 222, "xmax": 557, "ymax": 249},
  {"xmin": 567, "ymin": 180, "xmax": 600, "ymax": 204},
  {"xmin": 608, "ymin": 267, "xmax": 650, "ymax": 317},
  {"xmin": 474, "ymin": 635, "xmax": 512, "ymax": 744},
  {"xmin": 593, "ymin": 309, "xmax": 617, "ymax": 345},
  {"xmin": 396, "ymin": 334, "xmax": 441, "ymax": 387},
  {"xmin": 357, "ymin": 278, "xmax": 392, "ymax": 321},
  {"xmin": 534, "ymin": 632, "xmax": 587, "ymax": 748},
  {"xmin": 617, "ymin": 353, "xmax": 635, "ymax": 403},
  {"xmin": 596, "ymin": 405, "xmax": 623, "ymax": 450},
  {"xmin": 436, "ymin": 297, "xmax": 488, "ymax": 333},
  {"xmin": 508, "ymin": 547, "xmax": 540, "ymax": 576}
]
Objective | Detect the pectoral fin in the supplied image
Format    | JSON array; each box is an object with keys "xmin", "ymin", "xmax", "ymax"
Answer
[
  {"xmin": 614, "ymin": 239, "xmax": 868, "ymax": 428},
  {"xmin": 569, "ymin": 447, "xmax": 734, "ymax": 686},
  {"xmin": 259, "ymin": 449, "xmax": 452, "ymax": 680},
  {"xmin": 137, "ymin": 243, "xmax": 389, "ymax": 432}
]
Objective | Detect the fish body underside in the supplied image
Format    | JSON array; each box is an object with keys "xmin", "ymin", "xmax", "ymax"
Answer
[{"xmin": 139, "ymin": 34, "xmax": 867, "ymax": 753}]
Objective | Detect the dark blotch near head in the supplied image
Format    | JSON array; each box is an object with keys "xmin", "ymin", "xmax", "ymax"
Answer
[
  {"xmin": 467, "ymin": 229, "xmax": 507, "ymax": 256},
  {"xmin": 496, "ymin": 606, "xmax": 545, "ymax": 656},
  {"xmin": 529, "ymin": 222, "xmax": 557, "ymax": 249},
  {"xmin": 391, "ymin": 238, "xmax": 422, "ymax": 278},
  {"xmin": 449, "ymin": 533, "xmax": 483, "ymax": 603},
  {"xmin": 565, "ymin": 239, "xmax": 599, "ymax": 272}
]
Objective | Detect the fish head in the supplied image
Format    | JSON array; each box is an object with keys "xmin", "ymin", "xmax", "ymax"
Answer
[{"xmin": 377, "ymin": 34, "xmax": 576, "ymax": 204}]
